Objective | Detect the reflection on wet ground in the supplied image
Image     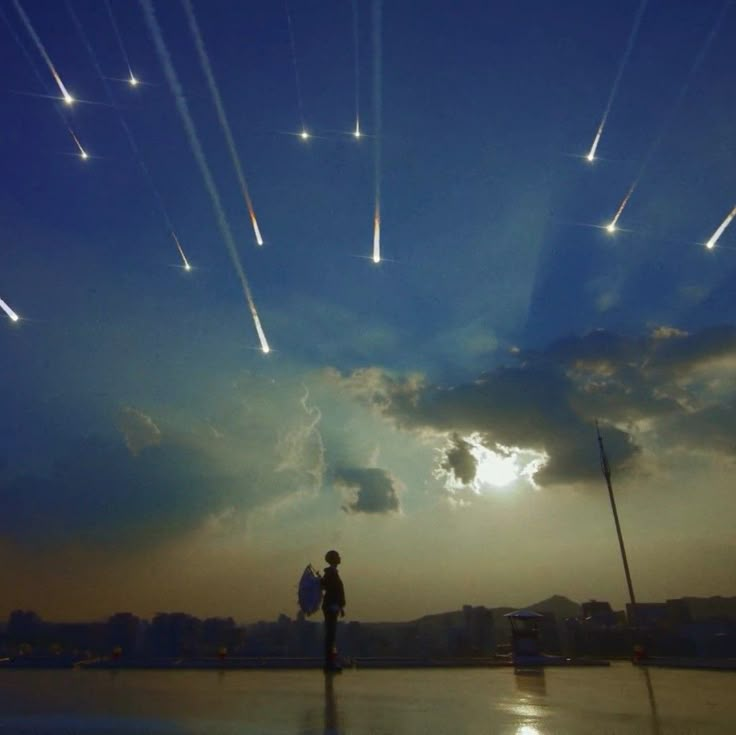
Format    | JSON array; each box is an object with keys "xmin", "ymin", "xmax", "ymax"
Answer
[{"xmin": 0, "ymin": 662, "xmax": 734, "ymax": 734}]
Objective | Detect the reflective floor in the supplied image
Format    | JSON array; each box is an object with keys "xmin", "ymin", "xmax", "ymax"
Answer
[{"xmin": 0, "ymin": 663, "xmax": 734, "ymax": 734}]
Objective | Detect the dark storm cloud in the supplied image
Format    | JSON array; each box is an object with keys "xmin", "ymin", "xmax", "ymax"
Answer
[
  {"xmin": 334, "ymin": 467, "xmax": 401, "ymax": 515},
  {"xmin": 441, "ymin": 433, "xmax": 478, "ymax": 485},
  {"xmin": 328, "ymin": 325, "xmax": 736, "ymax": 487}
]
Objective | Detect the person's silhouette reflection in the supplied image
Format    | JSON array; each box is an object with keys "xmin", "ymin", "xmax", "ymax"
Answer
[{"xmin": 323, "ymin": 671, "xmax": 340, "ymax": 734}]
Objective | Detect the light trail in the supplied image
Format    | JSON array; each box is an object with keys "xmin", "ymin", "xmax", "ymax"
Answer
[
  {"xmin": 69, "ymin": 127, "xmax": 88, "ymax": 159},
  {"xmin": 104, "ymin": 0, "xmax": 138, "ymax": 87},
  {"xmin": 586, "ymin": 0, "xmax": 649, "ymax": 162},
  {"xmin": 171, "ymin": 231, "xmax": 192, "ymax": 269},
  {"xmin": 603, "ymin": 0, "xmax": 732, "ymax": 228},
  {"xmin": 352, "ymin": 0, "xmax": 361, "ymax": 138},
  {"xmin": 11, "ymin": 0, "xmax": 74, "ymax": 105},
  {"xmin": 67, "ymin": 0, "xmax": 194, "ymax": 266},
  {"xmin": 285, "ymin": 0, "xmax": 308, "ymax": 139},
  {"xmin": 705, "ymin": 205, "xmax": 736, "ymax": 250},
  {"xmin": 372, "ymin": 210, "xmax": 380, "ymax": 263},
  {"xmin": 606, "ymin": 181, "xmax": 636, "ymax": 233},
  {"xmin": 1, "ymin": 4, "xmax": 89, "ymax": 158},
  {"xmin": 0, "ymin": 298, "xmax": 20, "ymax": 323},
  {"xmin": 181, "ymin": 0, "xmax": 264, "ymax": 246},
  {"xmin": 372, "ymin": 0, "xmax": 382, "ymax": 263},
  {"xmin": 140, "ymin": 0, "xmax": 270, "ymax": 354}
]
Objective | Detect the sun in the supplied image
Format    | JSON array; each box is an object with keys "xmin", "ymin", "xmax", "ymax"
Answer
[{"xmin": 440, "ymin": 433, "xmax": 548, "ymax": 494}]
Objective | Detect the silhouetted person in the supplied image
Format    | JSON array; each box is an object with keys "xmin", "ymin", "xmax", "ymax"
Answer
[{"xmin": 321, "ymin": 549, "xmax": 345, "ymax": 671}]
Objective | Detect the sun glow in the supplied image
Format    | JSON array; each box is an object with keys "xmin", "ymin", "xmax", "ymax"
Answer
[{"xmin": 440, "ymin": 433, "xmax": 548, "ymax": 495}]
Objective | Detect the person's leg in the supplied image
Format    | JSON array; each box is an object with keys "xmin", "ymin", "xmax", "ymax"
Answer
[{"xmin": 324, "ymin": 610, "xmax": 337, "ymax": 666}]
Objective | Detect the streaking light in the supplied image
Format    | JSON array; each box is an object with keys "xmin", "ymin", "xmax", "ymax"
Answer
[
  {"xmin": 129, "ymin": 75, "xmax": 139, "ymax": 86},
  {"xmin": 354, "ymin": 121, "xmax": 361, "ymax": 139},
  {"xmin": 171, "ymin": 231, "xmax": 192, "ymax": 270},
  {"xmin": 0, "ymin": 297, "xmax": 20, "ymax": 322},
  {"xmin": 181, "ymin": 0, "xmax": 266, "ymax": 251},
  {"xmin": 606, "ymin": 182, "xmax": 636, "ymax": 232},
  {"xmin": 12, "ymin": 0, "xmax": 76, "ymax": 108},
  {"xmin": 585, "ymin": 0, "xmax": 649, "ymax": 164},
  {"xmin": 251, "ymin": 214, "xmax": 264, "ymax": 246},
  {"xmin": 705, "ymin": 205, "xmax": 736, "ymax": 250},
  {"xmin": 69, "ymin": 128, "xmax": 88, "ymax": 159},
  {"xmin": 372, "ymin": 210, "xmax": 381, "ymax": 263}
]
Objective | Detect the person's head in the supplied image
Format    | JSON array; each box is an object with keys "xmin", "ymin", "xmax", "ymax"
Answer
[{"xmin": 325, "ymin": 549, "xmax": 341, "ymax": 566}]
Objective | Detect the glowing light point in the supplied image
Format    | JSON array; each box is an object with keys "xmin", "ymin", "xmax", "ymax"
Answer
[
  {"xmin": 129, "ymin": 75, "xmax": 139, "ymax": 87},
  {"xmin": 261, "ymin": 344, "xmax": 270, "ymax": 354},
  {"xmin": 586, "ymin": 152, "xmax": 595, "ymax": 163},
  {"xmin": 300, "ymin": 130, "xmax": 309, "ymax": 140},
  {"xmin": 354, "ymin": 122, "xmax": 361, "ymax": 139},
  {"xmin": 81, "ymin": 151, "xmax": 88, "ymax": 160},
  {"xmin": 606, "ymin": 222, "xmax": 616, "ymax": 234},
  {"xmin": 184, "ymin": 262, "xmax": 192, "ymax": 271},
  {"xmin": 64, "ymin": 94, "xmax": 74, "ymax": 106},
  {"xmin": 0, "ymin": 298, "xmax": 20, "ymax": 323}
]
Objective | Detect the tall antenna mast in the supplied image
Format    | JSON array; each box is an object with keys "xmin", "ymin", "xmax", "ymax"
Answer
[{"xmin": 596, "ymin": 421, "xmax": 638, "ymax": 621}]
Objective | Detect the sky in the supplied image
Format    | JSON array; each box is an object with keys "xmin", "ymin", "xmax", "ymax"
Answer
[{"xmin": 1, "ymin": 0, "xmax": 735, "ymax": 624}]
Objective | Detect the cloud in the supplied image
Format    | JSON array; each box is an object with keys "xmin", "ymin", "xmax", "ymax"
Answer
[
  {"xmin": 118, "ymin": 407, "xmax": 161, "ymax": 455},
  {"xmin": 327, "ymin": 325, "xmax": 736, "ymax": 488},
  {"xmin": 334, "ymin": 467, "xmax": 401, "ymax": 514},
  {"xmin": 0, "ymin": 373, "xmax": 329, "ymax": 548},
  {"xmin": 441, "ymin": 433, "xmax": 477, "ymax": 484}
]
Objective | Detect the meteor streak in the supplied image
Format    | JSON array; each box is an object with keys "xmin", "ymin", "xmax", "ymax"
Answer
[
  {"xmin": 104, "ymin": 0, "xmax": 139, "ymax": 89},
  {"xmin": 372, "ymin": 210, "xmax": 381, "ymax": 264},
  {"xmin": 606, "ymin": 182, "xmax": 635, "ymax": 233},
  {"xmin": 140, "ymin": 0, "xmax": 270, "ymax": 354},
  {"xmin": 11, "ymin": 0, "xmax": 75, "ymax": 105},
  {"xmin": 171, "ymin": 231, "xmax": 192, "ymax": 270},
  {"xmin": 0, "ymin": 298, "xmax": 20, "ymax": 322},
  {"xmin": 352, "ymin": 0, "xmax": 361, "ymax": 139},
  {"xmin": 705, "ymin": 205, "xmax": 736, "ymax": 250},
  {"xmin": 285, "ymin": 0, "xmax": 308, "ymax": 137},
  {"xmin": 181, "ymin": 0, "xmax": 265, "ymax": 247},
  {"xmin": 603, "ymin": 0, "xmax": 731, "ymax": 228},
  {"xmin": 586, "ymin": 0, "xmax": 649, "ymax": 161},
  {"xmin": 67, "ymin": 0, "xmax": 187, "ymax": 259},
  {"xmin": 371, "ymin": 0, "xmax": 382, "ymax": 263},
  {"xmin": 69, "ymin": 128, "xmax": 88, "ymax": 159}
]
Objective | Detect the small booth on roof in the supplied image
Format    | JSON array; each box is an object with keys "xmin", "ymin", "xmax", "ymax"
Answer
[{"xmin": 504, "ymin": 609, "xmax": 544, "ymax": 662}]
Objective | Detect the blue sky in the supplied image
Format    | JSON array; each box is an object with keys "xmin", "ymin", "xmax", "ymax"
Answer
[{"xmin": 1, "ymin": 0, "xmax": 735, "ymax": 622}]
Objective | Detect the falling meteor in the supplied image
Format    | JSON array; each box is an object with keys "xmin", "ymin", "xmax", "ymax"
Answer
[
  {"xmin": 351, "ymin": 0, "xmax": 361, "ymax": 139},
  {"xmin": 104, "ymin": 0, "xmax": 139, "ymax": 89},
  {"xmin": 372, "ymin": 210, "xmax": 381, "ymax": 264},
  {"xmin": 0, "ymin": 298, "xmax": 20, "ymax": 323},
  {"xmin": 371, "ymin": 0, "xmax": 382, "ymax": 263},
  {"xmin": 605, "ymin": 182, "xmax": 635, "ymax": 233},
  {"xmin": 181, "ymin": 0, "xmax": 265, "ymax": 247},
  {"xmin": 171, "ymin": 231, "xmax": 192, "ymax": 270},
  {"xmin": 285, "ymin": 0, "xmax": 308, "ymax": 139},
  {"xmin": 705, "ymin": 205, "xmax": 736, "ymax": 250},
  {"xmin": 586, "ymin": 0, "xmax": 649, "ymax": 162},
  {"xmin": 603, "ymin": 0, "xmax": 732, "ymax": 228},
  {"xmin": 140, "ymin": 0, "xmax": 270, "ymax": 354},
  {"xmin": 69, "ymin": 128, "xmax": 88, "ymax": 159},
  {"xmin": 11, "ymin": 0, "xmax": 75, "ymax": 104}
]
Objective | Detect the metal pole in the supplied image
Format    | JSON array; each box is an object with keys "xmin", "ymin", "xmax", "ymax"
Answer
[{"xmin": 596, "ymin": 421, "xmax": 637, "ymax": 620}]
